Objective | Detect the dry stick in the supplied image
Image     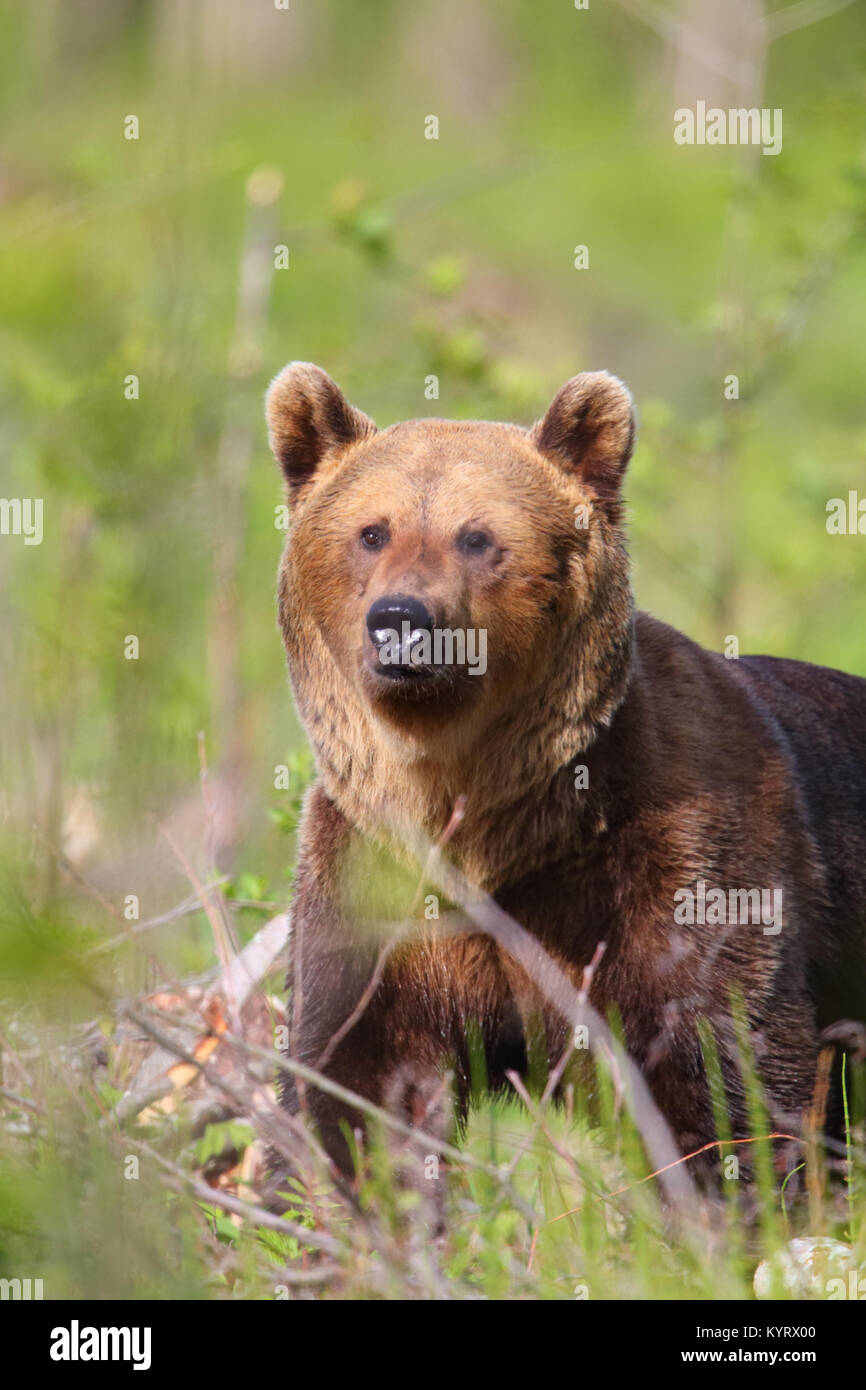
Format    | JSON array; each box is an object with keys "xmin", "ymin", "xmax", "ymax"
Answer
[
  {"xmin": 0, "ymin": 1018, "xmax": 38, "ymax": 1100},
  {"xmin": 289, "ymin": 894, "xmax": 308, "ymax": 1121},
  {"xmin": 102, "ymin": 878, "xmax": 337, "ymax": 1242},
  {"xmin": 121, "ymin": 1002, "xmax": 317, "ymax": 1174},
  {"xmin": 209, "ymin": 169, "xmax": 282, "ymax": 865},
  {"xmin": 409, "ymin": 794, "xmax": 466, "ymax": 917},
  {"xmin": 767, "ymin": 0, "xmax": 856, "ymax": 41},
  {"xmin": 35, "ymin": 826, "xmax": 167, "ymax": 984},
  {"xmin": 804, "ymin": 1045, "xmax": 833, "ymax": 1233},
  {"xmin": 611, "ymin": 0, "xmax": 756, "ymax": 87},
  {"xmin": 265, "ymin": 1265, "xmax": 340, "ymax": 1289},
  {"xmin": 121, "ymin": 1000, "xmax": 369, "ymax": 1256},
  {"xmin": 127, "ymin": 1135, "xmax": 341, "ymax": 1259},
  {"xmin": 0, "ymin": 1085, "xmax": 41, "ymax": 1115},
  {"xmin": 547, "ymin": 1132, "xmax": 802, "ymax": 1228},
  {"xmin": 525, "ymin": 1127, "xmax": 804, "ymax": 1276},
  {"xmin": 32, "ymin": 824, "xmax": 122, "ymax": 921},
  {"xmin": 197, "ymin": 730, "xmax": 240, "ymax": 960},
  {"xmin": 494, "ymin": 946, "xmax": 611, "ymax": 1193},
  {"xmin": 126, "ymin": 989, "xmax": 354, "ymax": 1206},
  {"xmin": 113, "ymin": 908, "xmax": 289, "ymax": 1126},
  {"xmin": 316, "ymin": 802, "xmax": 468, "ymax": 1074},
  {"xmin": 122, "ymin": 1005, "xmax": 452, "ymax": 1288},
  {"xmin": 412, "ymin": 832, "xmax": 702, "ymax": 1230},
  {"xmin": 225, "ymin": 898, "xmax": 283, "ymax": 912},
  {"xmin": 31, "ymin": 918, "xmax": 275, "ymax": 1149},
  {"xmin": 220, "ymin": 1028, "xmax": 539, "ymax": 1227},
  {"xmin": 158, "ymin": 822, "xmax": 240, "ymax": 1033},
  {"xmin": 226, "ymin": 1030, "xmax": 514, "ymax": 1183},
  {"xmin": 314, "ymin": 935, "xmax": 400, "ymax": 1074},
  {"xmin": 538, "ymin": 940, "xmax": 608, "ymax": 1109},
  {"xmin": 88, "ymin": 881, "xmax": 230, "ymax": 955},
  {"xmin": 198, "ymin": 727, "xmax": 217, "ymax": 891}
]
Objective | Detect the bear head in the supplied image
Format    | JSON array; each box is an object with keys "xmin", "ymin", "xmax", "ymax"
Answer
[{"xmin": 266, "ymin": 363, "xmax": 635, "ymax": 855}]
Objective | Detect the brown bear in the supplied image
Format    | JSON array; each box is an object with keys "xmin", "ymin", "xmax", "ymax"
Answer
[{"xmin": 266, "ymin": 361, "xmax": 866, "ymax": 1178}]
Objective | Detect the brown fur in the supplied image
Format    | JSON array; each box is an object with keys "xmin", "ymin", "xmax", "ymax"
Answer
[{"xmin": 266, "ymin": 362, "xmax": 866, "ymax": 1173}]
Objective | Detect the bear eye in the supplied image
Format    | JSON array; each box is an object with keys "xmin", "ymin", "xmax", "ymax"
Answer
[
  {"xmin": 360, "ymin": 524, "xmax": 389, "ymax": 550},
  {"xmin": 458, "ymin": 529, "xmax": 492, "ymax": 555}
]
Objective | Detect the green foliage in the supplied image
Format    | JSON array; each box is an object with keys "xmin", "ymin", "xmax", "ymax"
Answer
[
  {"xmin": 195, "ymin": 1120, "xmax": 255, "ymax": 1167},
  {"xmin": 0, "ymin": 0, "xmax": 865, "ymax": 1302},
  {"xmin": 268, "ymin": 748, "xmax": 315, "ymax": 842}
]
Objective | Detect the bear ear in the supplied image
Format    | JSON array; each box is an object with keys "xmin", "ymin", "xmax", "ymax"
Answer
[
  {"xmin": 531, "ymin": 372, "xmax": 635, "ymax": 504},
  {"xmin": 266, "ymin": 362, "xmax": 376, "ymax": 494}
]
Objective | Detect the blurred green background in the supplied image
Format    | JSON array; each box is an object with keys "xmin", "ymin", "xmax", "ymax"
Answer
[
  {"xmin": 1, "ymin": 0, "xmax": 865, "ymax": 1303},
  {"xmin": 1, "ymin": 0, "xmax": 865, "ymax": 975}
]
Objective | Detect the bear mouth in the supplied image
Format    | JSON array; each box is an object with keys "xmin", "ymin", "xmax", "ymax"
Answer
[
  {"xmin": 366, "ymin": 631, "xmax": 438, "ymax": 684},
  {"xmin": 376, "ymin": 662, "xmax": 435, "ymax": 682},
  {"xmin": 362, "ymin": 620, "xmax": 486, "ymax": 705},
  {"xmin": 366, "ymin": 652, "xmax": 455, "ymax": 695},
  {"xmin": 362, "ymin": 649, "xmax": 478, "ymax": 706}
]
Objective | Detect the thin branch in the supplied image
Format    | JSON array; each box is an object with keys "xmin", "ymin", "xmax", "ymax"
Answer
[
  {"xmin": 768, "ymin": 0, "xmax": 855, "ymax": 40},
  {"xmin": 0, "ymin": 1085, "xmax": 41, "ymax": 1115},
  {"xmin": 127, "ymin": 1136, "xmax": 342, "ymax": 1258},
  {"xmin": 87, "ymin": 881, "xmax": 230, "ymax": 955},
  {"xmin": 610, "ymin": 0, "xmax": 757, "ymax": 87},
  {"xmin": 407, "ymin": 825, "xmax": 702, "ymax": 1231},
  {"xmin": 546, "ymin": 1132, "xmax": 802, "ymax": 1227}
]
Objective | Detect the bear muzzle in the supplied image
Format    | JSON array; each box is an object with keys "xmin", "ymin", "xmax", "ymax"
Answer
[{"xmin": 365, "ymin": 594, "xmax": 436, "ymax": 680}]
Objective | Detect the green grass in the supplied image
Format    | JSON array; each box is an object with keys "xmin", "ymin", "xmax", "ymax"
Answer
[
  {"xmin": 0, "ymin": 819, "xmax": 863, "ymax": 1302},
  {"xmin": 1, "ymin": 0, "xmax": 866, "ymax": 1301}
]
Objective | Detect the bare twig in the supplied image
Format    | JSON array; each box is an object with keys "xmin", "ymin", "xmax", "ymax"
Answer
[
  {"xmin": 610, "ymin": 0, "xmax": 757, "ymax": 87},
  {"xmin": 767, "ymin": 0, "xmax": 855, "ymax": 40},
  {"xmin": 127, "ymin": 1136, "xmax": 341, "ymax": 1257},
  {"xmin": 158, "ymin": 822, "xmax": 240, "ymax": 1032},
  {"xmin": 546, "ymin": 1132, "xmax": 802, "ymax": 1228},
  {"xmin": 407, "ymin": 825, "xmax": 702, "ymax": 1228},
  {"xmin": 0, "ymin": 1085, "xmax": 41, "ymax": 1115},
  {"xmin": 87, "ymin": 880, "xmax": 231, "ymax": 955}
]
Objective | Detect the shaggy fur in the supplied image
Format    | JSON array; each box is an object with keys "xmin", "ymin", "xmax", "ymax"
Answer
[{"xmin": 266, "ymin": 362, "xmax": 866, "ymax": 1173}]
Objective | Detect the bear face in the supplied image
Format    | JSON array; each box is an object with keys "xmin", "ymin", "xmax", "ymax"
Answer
[{"xmin": 267, "ymin": 365, "xmax": 637, "ymax": 822}]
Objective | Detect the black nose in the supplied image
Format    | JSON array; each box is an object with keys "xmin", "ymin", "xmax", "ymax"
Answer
[{"xmin": 366, "ymin": 594, "xmax": 434, "ymax": 644}]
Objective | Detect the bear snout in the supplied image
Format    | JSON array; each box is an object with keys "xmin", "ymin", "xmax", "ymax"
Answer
[
  {"xmin": 365, "ymin": 594, "xmax": 436, "ymax": 679},
  {"xmin": 366, "ymin": 594, "xmax": 434, "ymax": 646}
]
